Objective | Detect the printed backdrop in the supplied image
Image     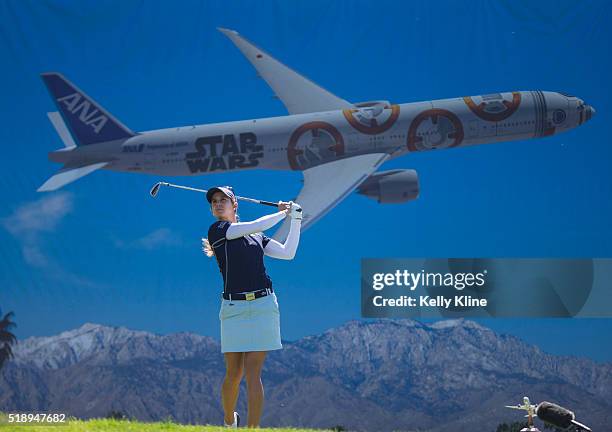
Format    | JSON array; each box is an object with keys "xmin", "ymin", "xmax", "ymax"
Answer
[{"xmin": 1, "ymin": 0, "xmax": 611, "ymax": 361}]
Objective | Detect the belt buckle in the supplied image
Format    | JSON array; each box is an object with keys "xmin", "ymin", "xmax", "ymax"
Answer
[{"xmin": 245, "ymin": 292, "xmax": 256, "ymax": 301}]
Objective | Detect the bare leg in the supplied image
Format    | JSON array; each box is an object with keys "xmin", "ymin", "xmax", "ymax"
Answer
[
  {"xmin": 244, "ymin": 351, "xmax": 267, "ymax": 428},
  {"xmin": 222, "ymin": 352, "xmax": 244, "ymax": 425}
]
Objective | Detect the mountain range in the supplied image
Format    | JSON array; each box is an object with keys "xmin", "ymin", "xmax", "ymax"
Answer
[{"xmin": 1, "ymin": 319, "xmax": 610, "ymax": 431}]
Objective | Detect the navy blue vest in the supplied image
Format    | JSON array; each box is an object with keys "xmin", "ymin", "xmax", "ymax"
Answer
[{"xmin": 208, "ymin": 221, "xmax": 273, "ymax": 294}]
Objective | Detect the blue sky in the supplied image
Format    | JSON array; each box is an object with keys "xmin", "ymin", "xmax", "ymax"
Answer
[{"xmin": 1, "ymin": 0, "xmax": 612, "ymax": 361}]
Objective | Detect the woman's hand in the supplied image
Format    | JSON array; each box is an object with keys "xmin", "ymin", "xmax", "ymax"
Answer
[
  {"xmin": 289, "ymin": 202, "xmax": 303, "ymax": 220},
  {"xmin": 277, "ymin": 201, "xmax": 291, "ymax": 213}
]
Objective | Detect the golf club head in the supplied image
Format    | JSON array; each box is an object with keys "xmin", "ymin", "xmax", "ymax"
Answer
[{"xmin": 150, "ymin": 182, "xmax": 162, "ymax": 197}]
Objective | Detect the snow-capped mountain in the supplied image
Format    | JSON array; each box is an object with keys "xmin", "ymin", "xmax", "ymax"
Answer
[{"xmin": 2, "ymin": 319, "xmax": 610, "ymax": 431}]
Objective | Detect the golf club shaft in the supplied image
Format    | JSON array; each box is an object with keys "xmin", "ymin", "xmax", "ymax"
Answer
[
  {"xmin": 159, "ymin": 182, "xmax": 207, "ymax": 194},
  {"xmin": 152, "ymin": 182, "xmax": 278, "ymax": 207},
  {"xmin": 236, "ymin": 196, "xmax": 278, "ymax": 207}
]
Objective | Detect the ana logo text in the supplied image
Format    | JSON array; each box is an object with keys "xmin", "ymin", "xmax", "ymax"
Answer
[
  {"xmin": 57, "ymin": 93, "xmax": 108, "ymax": 134},
  {"xmin": 122, "ymin": 144, "xmax": 144, "ymax": 153}
]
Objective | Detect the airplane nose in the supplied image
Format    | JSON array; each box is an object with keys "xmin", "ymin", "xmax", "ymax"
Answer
[{"xmin": 586, "ymin": 105, "xmax": 596, "ymax": 121}]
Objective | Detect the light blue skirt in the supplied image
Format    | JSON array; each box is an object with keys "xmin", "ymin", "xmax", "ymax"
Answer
[{"xmin": 219, "ymin": 291, "xmax": 282, "ymax": 353}]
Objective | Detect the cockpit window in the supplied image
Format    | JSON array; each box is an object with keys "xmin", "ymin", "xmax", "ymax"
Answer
[{"xmin": 482, "ymin": 93, "xmax": 502, "ymax": 100}]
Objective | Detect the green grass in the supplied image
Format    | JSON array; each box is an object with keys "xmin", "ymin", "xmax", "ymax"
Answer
[{"xmin": 0, "ymin": 415, "xmax": 335, "ymax": 432}]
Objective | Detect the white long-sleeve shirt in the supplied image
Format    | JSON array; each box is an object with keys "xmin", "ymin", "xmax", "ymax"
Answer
[{"xmin": 225, "ymin": 211, "xmax": 301, "ymax": 260}]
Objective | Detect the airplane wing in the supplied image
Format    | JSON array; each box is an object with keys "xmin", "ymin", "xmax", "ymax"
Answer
[
  {"xmin": 273, "ymin": 153, "xmax": 389, "ymax": 241},
  {"xmin": 37, "ymin": 162, "xmax": 109, "ymax": 192},
  {"xmin": 218, "ymin": 27, "xmax": 353, "ymax": 115},
  {"xmin": 505, "ymin": 405, "xmax": 536, "ymax": 410}
]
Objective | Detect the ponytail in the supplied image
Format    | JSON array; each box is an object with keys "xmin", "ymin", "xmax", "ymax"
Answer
[{"xmin": 202, "ymin": 237, "xmax": 215, "ymax": 258}]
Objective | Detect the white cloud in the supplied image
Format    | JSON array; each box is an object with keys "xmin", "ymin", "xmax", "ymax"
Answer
[
  {"xmin": 1, "ymin": 193, "xmax": 99, "ymax": 288},
  {"xmin": 21, "ymin": 244, "xmax": 50, "ymax": 268},
  {"xmin": 2, "ymin": 193, "xmax": 74, "ymax": 268},
  {"xmin": 113, "ymin": 228, "xmax": 182, "ymax": 250},
  {"xmin": 2, "ymin": 193, "xmax": 73, "ymax": 237}
]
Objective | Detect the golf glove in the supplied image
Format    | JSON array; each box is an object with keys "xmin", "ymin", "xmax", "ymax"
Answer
[{"xmin": 289, "ymin": 202, "xmax": 303, "ymax": 220}]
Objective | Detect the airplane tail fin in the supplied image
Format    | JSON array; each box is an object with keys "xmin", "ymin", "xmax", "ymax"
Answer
[
  {"xmin": 41, "ymin": 72, "xmax": 135, "ymax": 146},
  {"xmin": 47, "ymin": 111, "xmax": 76, "ymax": 149}
]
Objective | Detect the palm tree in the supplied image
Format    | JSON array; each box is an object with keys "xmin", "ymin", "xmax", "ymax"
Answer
[{"xmin": 0, "ymin": 309, "xmax": 17, "ymax": 371}]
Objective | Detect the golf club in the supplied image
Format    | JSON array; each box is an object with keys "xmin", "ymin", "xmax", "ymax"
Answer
[{"xmin": 149, "ymin": 181, "xmax": 279, "ymax": 208}]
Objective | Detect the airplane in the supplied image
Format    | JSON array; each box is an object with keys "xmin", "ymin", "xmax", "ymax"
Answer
[
  {"xmin": 505, "ymin": 396, "xmax": 537, "ymax": 426},
  {"xmin": 38, "ymin": 27, "xmax": 596, "ymax": 240},
  {"xmin": 505, "ymin": 397, "xmax": 592, "ymax": 431}
]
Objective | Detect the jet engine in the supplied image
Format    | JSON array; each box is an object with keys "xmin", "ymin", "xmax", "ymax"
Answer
[{"xmin": 357, "ymin": 169, "xmax": 419, "ymax": 203}]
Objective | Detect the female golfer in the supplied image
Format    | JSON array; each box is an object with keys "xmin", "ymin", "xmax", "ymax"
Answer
[{"xmin": 202, "ymin": 186, "xmax": 302, "ymax": 428}]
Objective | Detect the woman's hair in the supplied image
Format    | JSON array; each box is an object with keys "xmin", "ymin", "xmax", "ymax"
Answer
[
  {"xmin": 202, "ymin": 197, "xmax": 239, "ymax": 259},
  {"xmin": 202, "ymin": 238, "xmax": 215, "ymax": 258}
]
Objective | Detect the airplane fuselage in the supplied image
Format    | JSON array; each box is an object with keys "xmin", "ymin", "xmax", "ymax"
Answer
[{"xmin": 49, "ymin": 90, "xmax": 594, "ymax": 176}]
